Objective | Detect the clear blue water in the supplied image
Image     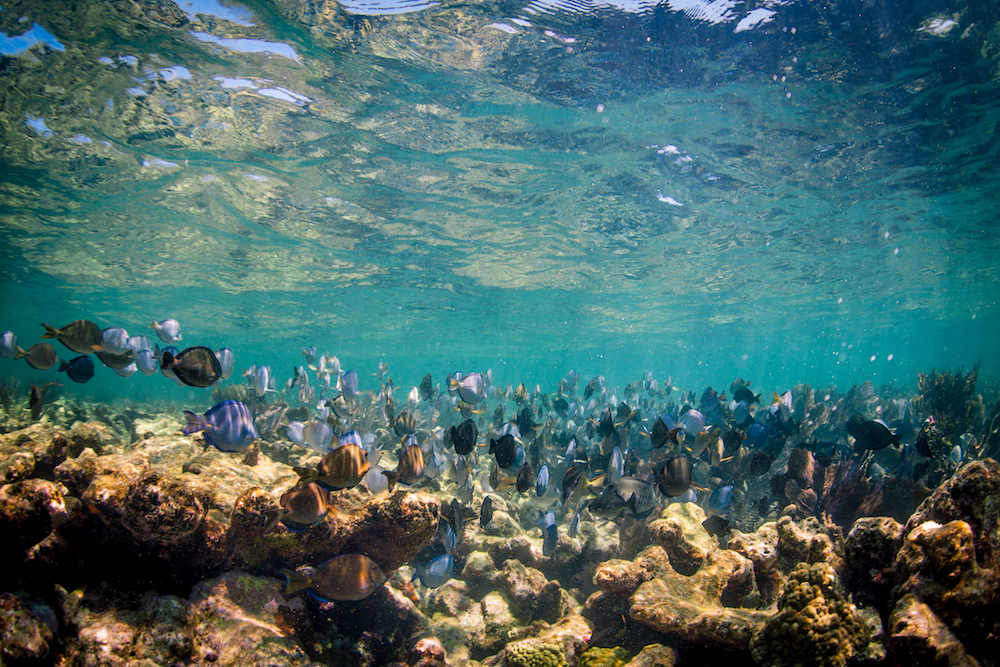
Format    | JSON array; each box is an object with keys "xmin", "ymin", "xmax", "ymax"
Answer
[{"xmin": 1, "ymin": 0, "xmax": 999, "ymax": 406}]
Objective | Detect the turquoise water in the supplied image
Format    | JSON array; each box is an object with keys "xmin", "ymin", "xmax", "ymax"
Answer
[{"xmin": 1, "ymin": 0, "xmax": 999, "ymax": 403}]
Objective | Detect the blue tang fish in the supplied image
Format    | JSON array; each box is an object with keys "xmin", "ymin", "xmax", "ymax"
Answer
[
  {"xmin": 412, "ymin": 554, "xmax": 454, "ymax": 588},
  {"xmin": 58, "ymin": 355, "xmax": 95, "ymax": 383},
  {"xmin": 183, "ymin": 400, "xmax": 258, "ymax": 452}
]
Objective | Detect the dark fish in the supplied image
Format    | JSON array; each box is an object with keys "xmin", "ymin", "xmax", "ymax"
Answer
[
  {"xmin": 733, "ymin": 385, "xmax": 761, "ymax": 405},
  {"xmin": 722, "ymin": 429, "xmax": 744, "ymax": 454},
  {"xmin": 615, "ymin": 477, "xmax": 658, "ymax": 519},
  {"xmin": 449, "ymin": 419, "xmax": 478, "ymax": 456},
  {"xmin": 493, "ymin": 404, "xmax": 505, "ymax": 428},
  {"xmin": 489, "ymin": 433, "xmax": 517, "ymax": 468},
  {"xmin": 184, "ymin": 399, "xmax": 258, "ymax": 452},
  {"xmin": 266, "ymin": 482, "xmax": 331, "ymax": 532},
  {"xmin": 700, "ymin": 387, "xmax": 720, "ymax": 413},
  {"xmin": 584, "ymin": 377, "xmax": 599, "ymax": 400},
  {"xmin": 29, "ymin": 383, "xmax": 55, "ymax": 420},
  {"xmin": 58, "ymin": 355, "xmax": 95, "ymax": 383},
  {"xmin": 513, "ymin": 383, "xmax": 528, "ymax": 405},
  {"xmin": 655, "ymin": 455, "xmax": 691, "ymax": 497},
  {"xmin": 650, "ymin": 417, "xmax": 682, "ymax": 449},
  {"xmin": 588, "ymin": 484, "xmax": 632, "ymax": 519},
  {"xmin": 15, "ymin": 342, "xmax": 58, "ymax": 370},
  {"xmin": 702, "ymin": 515, "xmax": 731, "ymax": 538},
  {"xmin": 614, "ymin": 402, "xmax": 638, "ymax": 427},
  {"xmin": 516, "ymin": 406, "xmax": 539, "ymax": 437},
  {"xmin": 552, "ymin": 395, "xmax": 569, "ymax": 417},
  {"xmin": 480, "ymin": 495, "xmax": 494, "ymax": 528},
  {"xmin": 394, "ymin": 411, "xmax": 416, "ymax": 437},
  {"xmin": 295, "ymin": 442, "xmax": 370, "ymax": 491},
  {"xmin": 846, "ymin": 415, "xmax": 901, "ymax": 452},
  {"xmin": 383, "ymin": 437, "xmax": 425, "ymax": 491},
  {"xmin": 96, "ymin": 348, "xmax": 136, "ymax": 369},
  {"xmin": 419, "ymin": 373, "xmax": 434, "ymax": 401},
  {"xmin": 161, "ymin": 346, "xmax": 222, "ymax": 388},
  {"xmin": 281, "ymin": 554, "xmax": 386, "ymax": 602},
  {"xmin": 562, "ymin": 461, "xmax": 588, "ymax": 504},
  {"xmin": 516, "ymin": 461, "xmax": 534, "ymax": 494},
  {"xmin": 597, "ymin": 407, "xmax": 614, "ymax": 438},
  {"xmin": 41, "ymin": 320, "xmax": 101, "ymax": 354}
]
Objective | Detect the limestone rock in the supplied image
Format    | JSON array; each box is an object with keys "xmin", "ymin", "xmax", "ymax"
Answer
[
  {"xmin": 844, "ymin": 516, "xmax": 902, "ymax": 606},
  {"xmin": 648, "ymin": 502, "xmax": 715, "ymax": 575},
  {"xmin": 623, "ymin": 643, "xmax": 676, "ymax": 667}
]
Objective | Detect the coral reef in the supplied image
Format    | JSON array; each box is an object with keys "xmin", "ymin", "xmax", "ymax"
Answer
[
  {"xmin": 913, "ymin": 364, "xmax": 984, "ymax": 441},
  {"xmin": 750, "ymin": 562, "xmax": 870, "ymax": 667},
  {"xmin": 886, "ymin": 459, "xmax": 1000, "ymax": 665}
]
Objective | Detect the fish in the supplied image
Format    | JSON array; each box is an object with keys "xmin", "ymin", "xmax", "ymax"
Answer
[
  {"xmin": 183, "ymin": 400, "xmax": 258, "ymax": 452},
  {"xmin": 394, "ymin": 411, "xmax": 416, "ymax": 437},
  {"xmin": 537, "ymin": 510, "xmax": 558, "ymax": 556},
  {"xmin": 453, "ymin": 455, "xmax": 471, "ymax": 488},
  {"xmin": 266, "ymin": 482, "xmax": 331, "ymax": 532},
  {"xmin": 702, "ymin": 515, "xmax": 732, "ymax": 539},
  {"xmin": 608, "ymin": 446, "xmax": 624, "ymax": 485},
  {"xmin": 302, "ymin": 345, "xmax": 317, "ymax": 366},
  {"xmin": 846, "ymin": 415, "xmax": 901, "ymax": 452},
  {"xmin": 516, "ymin": 461, "xmax": 534, "ymax": 494},
  {"xmin": 57, "ymin": 356, "xmax": 95, "ymax": 383},
  {"xmin": 15, "ymin": 342, "xmax": 58, "ymax": 370},
  {"xmin": 567, "ymin": 505, "xmax": 582, "ymax": 538},
  {"xmin": 439, "ymin": 521, "xmax": 457, "ymax": 555},
  {"xmin": 707, "ymin": 485, "xmax": 734, "ymax": 514},
  {"xmin": 302, "ymin": 419, "xmax": 334, "ymax": 452},
  {"xmin": 149, "ymin": 318, "xmax": 182, "ymax": 344},
  {"xmin": 215, "ymin": 348, "xmax": 235, "ymax": 380},
  {"xmin": 732, "ymin": 401, "xmax": 753, "ymax": 428},
  {"xmin": 489, "ymin": 433, "xmax": 517, "ymax": 469},
  {"xmin": 649, "ymin": 417, "xmax": 681, "ymax": 449},
  {"xmin": 419, "ymin": 373, "xmax": 434, "ymax": 401},
  {"xmin": 295, "ymin": 442, "xmax": 370, "ymax": 491},
  {"xmin": 535, "ymin": 464, "xmax": 549, "ymax": 497},
  {"xmin": 383, "ymin": 436, "xmax": 425, "ymax": 491},
  {"xmin": 587, "ymin": 485, "xmax": 632, "ymax": 520},
  {"xmin": 733, "ymin": 385, "xmax": 761, "ymax": 405},
  {"xmin": 97, "ymin": 327, "xmax": 130, "ymax": 355},
  {"xmin": 41, "ymin": 320, "xmax": 101, "ymax": 354},
  {"xmin": 516, "ymin": 406, "xmax": 539, "ymax": 437},
  {"xmin": 136, "ymin": 350, "xmax": 158, "ymax": 375},
  {"xmin": 0, "ymin": 331, "xmax": 17, "ymax": 358},
  {"xmin": 412, "ymin": 554, "xmax": 454, "ymax": 588},
  {"xmin": 113, "ymin": 362, "xmax": 138, "ymax": 377},
  {"xmin": 29, "ymin": 382, "xmax": 60, "ymax": 420},
  {"xmin": 488, "ymin": 463, "xmax": 515, "ymax": 492},
  {"xmin": 480, "ymin": 495, "xmax": 494, "ymax": 528},
  {"xmin": 281, "ymin": 554, "xmax": 387, "ymax": 602},
  {"xmin": 562, "ymin": 461, "xmax": 588, "ymax": 504},
  {"xmin": 162, "ymin": 346, "xmax": 222, "ymax": 388},
  {"xmin": 700, "ymin": 387, "xmax": 721, "ymax": 413},
  {"xmin": 340, "ymin": 369, "xmax": 360, "ymax": 400},
  {"xmin": 448, "ymin": 372, "xmax": 486, "ymax": 404},
  {"xmin": 614, "ymin": 477, "xmax": 658, "ymax": 519},
  {"xmin": 95, "ymin": 348, "xmax": 136, "ymax": 370},
  {"xmin": 680, "ymin": 408, "xmax": 706, "ymax": 435},
  {"xmin": 253, "ymin": 365, "xmax": 273, "ymax": 397},
  {"xmin": 655, "ymin": 455, "xmax": 692, "ymax": 497},
  {"xmin": 330, "ymin": 395, "xmax": 354, "ymax": 419},
  {"xmin": 363, "ymin": 464, "xmax": 390, "ymax": 494}
]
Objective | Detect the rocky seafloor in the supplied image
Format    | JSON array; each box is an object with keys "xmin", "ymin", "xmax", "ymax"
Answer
[{"xmin": 1, "ymin": 401, "xmax": 998, "ymax": 667}]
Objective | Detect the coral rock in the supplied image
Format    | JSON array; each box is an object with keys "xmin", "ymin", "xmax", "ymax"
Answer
[
  {"xmin": 844, "ymin": 516, "xmax": 902, "ymax": 606},
  {"xmin": 750, "ymin": 562, "xmax": 870, "ymax": 667},
  {"xmin": 623, "ymin": 644, "xmax": 676, "ymax": 667},
  {"xmin": 889, "ymin": 594, "xmax": 981, "ymax": 667},
  {"xmin": 648, "ymin": 503, "xmax": 715, "ymax": 575},
  {"xmin": 0, "ymin": 593, "xmax": 54, "ymax": 663}
]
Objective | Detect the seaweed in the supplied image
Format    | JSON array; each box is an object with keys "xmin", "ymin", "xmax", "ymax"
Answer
[{"xmin": 913, "ymin": 362, "xmax": 984, "ymax": 440}]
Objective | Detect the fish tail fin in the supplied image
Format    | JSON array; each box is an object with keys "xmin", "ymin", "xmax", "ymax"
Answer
[
  {"xmin": 57, "ymin": 359, "xmax": 69, "ymax": 373},
  {"xmin": 183, "ymin": 411, "xmax": 210, "ymax": 435},
  {"xmin": 293, "ymin": 466, "xmax": 319, "ymax": 486},
  {"xmin": 161, "ymin": 350, "xmax": 176, "ymax": 370},
  {"xmin": 13, "ymin": 346, "xmax": 25, "ymax": 360},
  {"xmin": 263, "ymin": 508, "xmax": 282, "ymax": 533},
  {"xmin": 280, "ymin": 569, "xmax": 311, "ymax": 595},
  {"xmin": 383, "ymin": 469, "xmax": 400, "ymax": 492},
  {"xmin": 149, "ymin": 320, "xmax": 158, "ymax": 331},
  {"xmin": 41, "ymin": 324, "xmax": 58, "ymax": 339}
]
